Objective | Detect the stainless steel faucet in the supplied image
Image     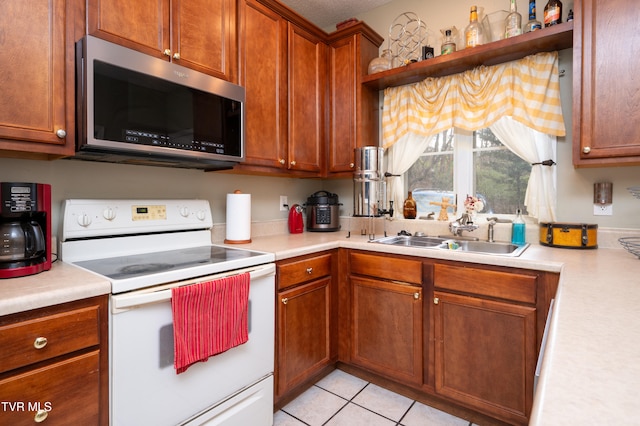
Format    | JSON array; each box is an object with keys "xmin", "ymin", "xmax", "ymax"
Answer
[
  {"xmin": 486, "ymin": 217, "xmax": 512, "ymax": 242},
  {"xmin": 449, "ymin": 212, "xmax": 479, "ymax": 237}
]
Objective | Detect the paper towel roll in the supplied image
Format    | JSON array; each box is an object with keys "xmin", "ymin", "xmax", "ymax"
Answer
[{"xmin": 225, "ymin": 191, "xmax": 252, "ymax": 243}]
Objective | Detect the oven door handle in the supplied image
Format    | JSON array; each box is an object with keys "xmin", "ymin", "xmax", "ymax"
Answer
[{"xmin": 111, "ymin": 263, "xmax": 275, "ymax": 313}]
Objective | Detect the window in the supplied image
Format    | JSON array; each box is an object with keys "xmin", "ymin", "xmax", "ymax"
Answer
[{"xmin": 407, "ymin": 128, "xmax": 531, "ymax": 217}]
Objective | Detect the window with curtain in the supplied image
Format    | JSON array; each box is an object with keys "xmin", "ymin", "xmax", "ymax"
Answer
[
  {"xmin": 407, "ymin": 128, "xmax": 532, "ymax": 217},
  {"xmin": 382, "ymin": 51, "xmax": 565, "ymax": 223}
]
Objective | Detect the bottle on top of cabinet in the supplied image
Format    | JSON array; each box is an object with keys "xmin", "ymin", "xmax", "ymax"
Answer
[
  {"xmin": 544, "ymin": 0, "xmax": 562, "ymax": 27},
  {"xmin": 524, "ymin": 0, "xmax": 542, "ymax": 33},
  {"xmin": 504, "ymin": 0, "xmax": 522, "ymax": 38},
  {"xmin": 465, "ymin": 6, "xmax": 485, "ymax": 48}
]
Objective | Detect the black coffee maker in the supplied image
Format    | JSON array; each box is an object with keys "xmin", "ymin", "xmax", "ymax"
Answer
[{"xmin": 0, "ymin": 182, "xmax": 52, "ymax": 278}]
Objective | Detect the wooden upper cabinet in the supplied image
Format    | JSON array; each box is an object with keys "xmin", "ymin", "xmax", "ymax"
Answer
[
  {"xmin": 239, "ymin": 0, "xmax": 288, "ymax": 171},
  {"xmin": 287, "ymin": 23, "xmax": 326, "ymax": 174},
  {"xmin": 87, "ymin": 0, "xmax": 237, "ymax": 81},
  {"xmin": 328, "ymin": 24, "xmax": 383, "ymax": 175},
  {"xmin": 573, "ymin": 0, "xmax": 640, "ymax": 166},
  {"xmin": 0, "ymin": 0, "xmax": 77, "ymax": 158}
]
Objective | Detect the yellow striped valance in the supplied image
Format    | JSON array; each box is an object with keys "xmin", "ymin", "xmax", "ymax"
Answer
[{"xmin": 382, "ymin": 51, "xmax": 565, "ymax": 148}]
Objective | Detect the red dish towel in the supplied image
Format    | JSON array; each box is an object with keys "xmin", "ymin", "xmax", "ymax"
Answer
[{"xmin": 171, "ymin": 272, "xmax": 250, "ymax": 374}]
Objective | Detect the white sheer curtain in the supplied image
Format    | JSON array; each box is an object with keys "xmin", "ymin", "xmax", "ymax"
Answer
[
  {"xmin": 489, "ymin": 116, "xmax": 557, "ymax": 222},
  {"xmin": 386, "ymin": 133, "xmax": 434, "ymax": 218}
]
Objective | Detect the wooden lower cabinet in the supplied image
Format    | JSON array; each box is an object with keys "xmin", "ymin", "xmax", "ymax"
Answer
[
  {"xmin": 0, "ymin": 296, "xmax": 108, "ymax": 425},
  {"xmin": 433, "ymin": 291, "xmax": 536, "ymax": 425},
  {"xmin": 340, "ymin": 250, "xmax": 558, "ymax": 426},
  {"xmin": 275, "ymin": 252, "xmax": 337, "ymax": 406},
  {"xmin": 351, "ymin": 276, "xmax": 422, "ymax": 385}
]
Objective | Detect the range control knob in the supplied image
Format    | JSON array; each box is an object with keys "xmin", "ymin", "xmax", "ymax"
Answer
[
  {"xmin": 196, "ymin": 210, "xmax": 206, "ymax": 221},
  {"xmin": 179, "ymin": 206, "xmax": 190, "ymax": 217},
  {"xmin": 77, "ymin": 213, "xmax": 92, "ymax": 227},
  {"xmin": 103, "ymin": 207, "xmax": 117, "ymax": 221}
]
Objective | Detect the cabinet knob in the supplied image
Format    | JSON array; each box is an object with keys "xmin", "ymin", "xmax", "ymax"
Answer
[
  {"xmin": 163, "ymin": 49, "xmax": 171, "ymax": 57},
  {"xmin": 281, "ymin": 297, "xmax": 288, "ymax": 305},
  {"xmin": 349, "ymin": 162, "xmax": 354, "ymax": 168},
  {"xmin": 33, "ymin": 336, "xmax": 48, "ymax": 349},
  {"xmin": 290, "ymin": 160, "xmax": 296, "ymax": 166},
  {"xmin": 278, "ymin": 158, "xmax": 285, "ymax": 165},
  {"xmin": 582, "ymin": 146, "xmax": 591, "ymax": 154},
  {"xmin": 433, "ymin": 297, "xmax": 439, "ymax": 305},
  {"xmin": 55, "ymin": 129, "xmax": 66, "ymax": 138},
  {"xmin": 306, "ymin": 267, "xmax": 313, "ymax": 274},
  {"xmin": 414, "ymin": 292, "xmax": 420, "ymax": 300},
  {"xmin": 173, "ymin": 52, "xmax": 181, "ymax": 60},
  {"xmin": 34, "ymin": 409, "xmax": 48, "ymax": 423}
]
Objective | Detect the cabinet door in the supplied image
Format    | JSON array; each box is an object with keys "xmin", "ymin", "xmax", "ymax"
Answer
[
  {"xmin": 0, "ymin": 351, "xmax": 100, "ymax": 426},
  {"xmin": 328, "ymin": 31, "xmax": 381, "ymax": 175},
  {"xmin": 172, "ymin": 0, "xmax": 236, "ymax": 81},
  {"xmin": 0, "ymin": 0, "xmax": 74, "ymax": 156},
  {"xmin": 351, "ymin": 276, "xmax": 422, "ymax": 385},
  {"xmin": 276, "ymin": 277, "xmax": 331, "ymax": 397},
  {"xmin": 574, "ymin": 0, "xmax": 640, "ymax": 166},
  {"xmin": 239, "ymin": 0, "xmax": 288, "ymax": 170},
  {"xmin": 287, "ymin": 23, "xmax": 326, "ymax": 174},
  {"xmin": 87, "ymin": 0, "xmax": 171, "ymax": 59},
  {"xmin": 433, "ymin": 291, "xmax": 536, "ymax": 425}
]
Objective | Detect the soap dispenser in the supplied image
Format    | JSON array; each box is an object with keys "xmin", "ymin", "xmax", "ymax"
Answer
[{"xmin": 511, "ymin": 208, "xmax": 526, "ymax": 245}]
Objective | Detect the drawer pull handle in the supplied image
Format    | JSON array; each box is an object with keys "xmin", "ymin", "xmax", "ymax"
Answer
[
  {"xmin": 306, "ymin": 267, "xmax": 313, "ymax": 274},
  {"xmin": 414, "ymin": 292, "xmax": 420, "ymax": 300},
  {"xmin": 34, "ymin": 409, "xmax": 48, "ymax": 422},
  {"xmin": 33, "ymin": 337, "xmax": 48, "ymax": 349},
  {"xmin": 433, "ymin": 297, "xmax": 439, "ymax": 305},
  {"xmin": 281, "ymin": 298, "xmax": 288, "ymax": 305}
]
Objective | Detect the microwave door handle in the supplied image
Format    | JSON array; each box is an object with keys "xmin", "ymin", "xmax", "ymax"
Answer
[{"xmin": 111, "ymin": 263, "xmax": 275, "ymax": 314}]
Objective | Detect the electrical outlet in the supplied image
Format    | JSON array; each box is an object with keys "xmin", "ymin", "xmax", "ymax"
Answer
[
  {"xmin": 280, "ymin": 196, "xmax": 288, "ymax": 211},
  {"xmin": 593, "ymin": 204, "xmax": 613, "ymax": 216}
]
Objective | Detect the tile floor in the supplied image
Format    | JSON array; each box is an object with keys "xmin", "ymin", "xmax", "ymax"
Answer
[{"xmin": 274, "ymin": 369, "xmax": 475, "ymax": 426}]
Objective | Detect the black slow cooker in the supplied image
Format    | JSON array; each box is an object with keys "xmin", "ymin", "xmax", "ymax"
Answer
[{"xmin": 305, "ymin": 191, "xmax": 341, "ymax": 232}]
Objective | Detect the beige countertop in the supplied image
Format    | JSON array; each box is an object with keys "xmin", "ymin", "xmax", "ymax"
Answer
[
  {"xmin": 0, "ymin": 261, "xmax": 111, "ymax": 316},
  {"xmin": 2, "ymin": 229, "xmax": 638, "ymax": 424}
]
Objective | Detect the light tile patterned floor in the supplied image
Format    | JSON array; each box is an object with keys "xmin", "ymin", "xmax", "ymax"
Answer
[{"xmin": 274, "ymin": 369, "xmax": 474, "ymax": 426}]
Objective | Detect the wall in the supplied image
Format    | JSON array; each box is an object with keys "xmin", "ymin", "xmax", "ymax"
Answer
[
  {"xmin": 0, "ymin": 158, "xmax": 323, "ymax": 237},
  {"xmin": 330, "ymin": 0, "xmax": 640, "ymax": 230}
]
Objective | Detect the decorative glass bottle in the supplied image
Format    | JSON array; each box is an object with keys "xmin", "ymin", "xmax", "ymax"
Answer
[
  {"xmin": 464, "ymin": 6, "xmax": 485, "ymax": 48},
  {"xmin": 441, "ymin": 28, "xmax": 457, "ymax": 55},
  {"xmin": 367, "ymin": 49, "xmax": 393, "ymax": 74},
  {"xmin": 504, "ymin": 0, "xmax": 522, "ymax": 38},
  {"xmin": 403, "ymin": 191, "xmax": 417, "ymax": 219},
  {"xmin": 524, "ymin": 0, "xmax": 542, "ymax": 33},
  {"xmin": 511, "ymin": 208, "xmax": 526, "ymax": 245},
  {"xmin": 544, "ymin": 0, "xmax": 563, "ymax": 27}
]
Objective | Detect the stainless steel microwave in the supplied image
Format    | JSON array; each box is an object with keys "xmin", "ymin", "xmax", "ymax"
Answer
[{"xmin": 75, "ymin": 36, "xmax": 245, "ymax": 170}]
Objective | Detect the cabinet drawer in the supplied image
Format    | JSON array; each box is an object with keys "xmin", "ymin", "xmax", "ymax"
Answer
[
  {"xmin": 0, "ymin": 306, "xmax": 100, "ymax": 374},
  {"xmin": 277, "ymin": 253, "xmax": 332, "ymax": 289},
  {"xmin": 434, "ymin": 264, "xmax": 537, "ymax": 304},
  {"xmin": 0, "ymin": 351, "xmax": 100, "ymax": 425},
  {"xmin": 350, "ymin": 252, "xmax": 422, "ymax": 285}
]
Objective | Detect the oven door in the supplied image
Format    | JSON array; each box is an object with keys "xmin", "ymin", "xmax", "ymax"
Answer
[{"xmin": 109, "ymin": 263, "xmax": 275, "ymax": 426}]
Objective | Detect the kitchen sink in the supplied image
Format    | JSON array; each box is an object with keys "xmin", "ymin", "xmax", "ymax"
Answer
[
  {"xmin": 370, "ymin": 235, "xmax": 529, "ymax": 257},
  {"xmin": 442, "ymin": 240, "xmax": 530, "ymax": 256},
  {"xmin": 369, "ymin": 235, "xmax": 447, "ymax": 247}
]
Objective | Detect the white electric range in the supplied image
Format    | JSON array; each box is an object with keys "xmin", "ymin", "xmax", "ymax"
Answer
[{"xmin": 59, "ymin": 199, "xmax": 275, "ymax": 426}]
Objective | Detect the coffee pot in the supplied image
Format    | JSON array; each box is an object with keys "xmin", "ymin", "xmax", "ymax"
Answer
[
  {"xmin": 0, "ymin": 220, "xmax": 46, "ymax": 263},
  {"xmin": 0, "ymin": 182, "xmax": 52, "ymax": 278}
]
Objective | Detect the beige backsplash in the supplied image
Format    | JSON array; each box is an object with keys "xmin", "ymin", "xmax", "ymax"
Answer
[{"xmin": 212, "ymin": 217, "xmax": 638, "ymax": 250}]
